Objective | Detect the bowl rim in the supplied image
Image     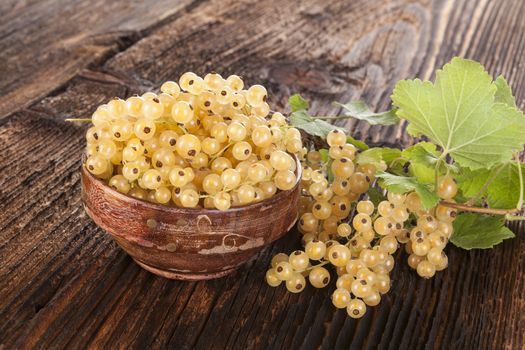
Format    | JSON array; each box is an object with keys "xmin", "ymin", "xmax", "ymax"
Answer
[{"xmin": 81, "ymin": 154, "xmax": 302, "ymax": 215}]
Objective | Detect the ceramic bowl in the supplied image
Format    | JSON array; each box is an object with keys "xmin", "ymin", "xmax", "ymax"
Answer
[{"xmin": 81, "ymin": 160, "xmax": 301, "ymax": 280}]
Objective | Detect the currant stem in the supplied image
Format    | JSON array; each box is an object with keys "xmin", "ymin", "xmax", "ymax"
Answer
[
  {"xmin": 306, "ymin": 261, "xmax": 329, "ymax": 270},
  {"xmin": 440, "ymin": 201, "xmax": 520, "ymax": 215},
  {"xmin": 505, "ymin": 214, "xmax": 525, "ymax": 221},
  {"xmin": 65, "ymin": 118, "xmax": 92, "ymax": 123},
  {"xmin": 210, "ymin": 142, "xmax": 234, "ymax": 161},
  {"xmin": 516, "ymin": 155, "xmax": 523, "ymax": 210},
  {"xmin": 313, "ymin": 116, "xmax": 351, "ymax": 120}
]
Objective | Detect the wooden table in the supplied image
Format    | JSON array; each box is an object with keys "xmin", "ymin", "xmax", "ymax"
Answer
[{"xmin": 1, "ymin": 0, "xmax": 524, "ymax": 348}]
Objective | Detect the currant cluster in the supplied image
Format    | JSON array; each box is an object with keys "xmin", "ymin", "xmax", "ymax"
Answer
[
  {"xmin": 84, "ymin": 72, "xmax": 303, "ymax": 210},
  {"xmin": 405, "ymin": 177, "xmax": 457, "ymax": 278},
  {"xmin": 266, "ymin": 129, "xmax": 459, "ymax": 318}
]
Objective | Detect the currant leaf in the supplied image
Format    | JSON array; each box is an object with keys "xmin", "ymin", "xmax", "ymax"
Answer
[
  {"xmin": 334, "ymin": 101, "xmax": 400, "ymax": 126},
  {"xmin": 486, "ymin": 163, "xmax": 525, "ymax": 209},
  {"xmin": 494, "ymin": 76, "xmax": 517, "ymax": 108},
  {"xmin": 289, "ymin": 94, "xmax": 310, "ymax": 112},
  {"xmin": 376, "ymin": 171, "xmax": 440, "ymax": 209},
  {"xmin": 346, "ymin": 135, "xmax": 369, "ymax": 150},
  {"xmin": 392, "ymin": 57, "xmax": 525, "ymax": 169},
  {"xmin": 456, "ymin": 162, "xmax": 525, "ymax": 209},
  {"xmin": 451, "ymin": 213, "xmax": 515, "ymax": 249},
  {"xmin": 456, "ymin": 167, "xmax": 491, "ymax": 198},
  {"xmin": 289, "ymin": 110, "xmax": 345, "ymax": 138},
  {"xmin": 356, "ymin": 147, "xmax": 402, "ymax": 167}
]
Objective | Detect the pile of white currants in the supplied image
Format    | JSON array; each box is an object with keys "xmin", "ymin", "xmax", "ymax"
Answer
[
  {"xmin": 265, "ymin": 130, "xmax": 458, "ymax": 319},
  {"xmin": 84, "ymin": 72, "xmax": 302, "ymax": 210}
]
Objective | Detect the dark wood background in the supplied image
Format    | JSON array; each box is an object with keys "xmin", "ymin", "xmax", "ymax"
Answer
[{"xmin": 1, "ymin": 0, "xmax": 524, "ymax": 349}]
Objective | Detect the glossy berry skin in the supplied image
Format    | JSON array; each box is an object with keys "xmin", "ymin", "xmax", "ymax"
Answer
[
  {"xmin": 305, "ymin": 240, "xmax": 326, "ymax": 260},
  {"xmin": 332, "ymin": 288, "xmax": 351, "ymax": 309},
  {"xmin": 347, "ymin": 299, "xmax": 367, "ymax": 319},
  {"xmin": 286, "ymin": 273, "xmax": 306, "ymax": 293},
  {"xmin": 309, "ymin": 266, "xmax": 330, "ymax": 288},
  {"xmin": 437, "ymin": 175, "xmax": 458, "ymax": 200}
]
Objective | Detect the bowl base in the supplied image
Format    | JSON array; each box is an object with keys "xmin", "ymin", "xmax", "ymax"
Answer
[{"xmin": 133, "ymin": 259, "xmax": 238, "ymax": 281}]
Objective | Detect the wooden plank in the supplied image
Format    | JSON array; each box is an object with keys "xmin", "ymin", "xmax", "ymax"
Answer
[
  {"xmin": 0, "ymin": 0, "xmax": 199, "ymax": 119},
  {"xmin": 0, "ymin": 0, "xmax": 524, "ymax": 349}
]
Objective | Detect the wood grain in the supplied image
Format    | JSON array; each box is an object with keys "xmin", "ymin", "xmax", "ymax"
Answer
[
  {"xmin": 1, "ymin": 0, "xmax": 524, "ymax": 348},
  {"xmin": 0, "ymin": 0, "xmax": 199, "ymax": 119}
]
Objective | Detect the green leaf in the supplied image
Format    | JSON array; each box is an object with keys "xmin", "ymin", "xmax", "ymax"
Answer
[
  {"xmin": 356, "ymin": 147, "xmax": 402, "ymax": 167},
  {"xmin": 456, "ymin": 163, "xmax": 525, "ymax": 209},
  {"xmin": 376, "ymin": 172, "xmax": 440, "ymax": 209},
  {"xmin": 456, "ymin": 167, "xmax": 490, "ymax": 198},
  {"xmin": 402, "ymin": 142, "xmax": 439, "ymax": 166},
  {"xmin": 335, "ymin": 101, "xmax": 400, "ymax": 125},
  {"xmin": 494, "ymin": 76, "xmax": 517, "ymax": 108},
  {"xmin": 451, "ymin": 213, "xmax": 515, "ymax": 249},
  {"xmin": 392, "ymin": 57, "xmax": 525, "ymax": 169},
  {"xmin": 367, "ymin": 187, "xmax": 386, "ymax": 206},
  {"xmin": 346, "ymin": 135, "xmax": 369, "ymax": 150},
  {"xmin": 487, "ymin": 163, "xmax": 525, "ymax": 209},
  {"xmin": 381, "ymin": 148, "xmax": 403, "ymax": 165},
  {"xmin": 318, "ymin": 149, "xmax": 329, "ymax": 163},
  {"xmin": 289, "ymin": 110, "xmax": 345, "ymax": 138},
  {"xmin": 289, "ymin": 94, "xmax": 309, "ymax": 112},
  {"xmin": 402, "ymin": 142, "xmax": 440, "ymax": 184}
]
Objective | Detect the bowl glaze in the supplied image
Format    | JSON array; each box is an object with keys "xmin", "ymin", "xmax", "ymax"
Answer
[{"xmin": 81, "ymin": 161, "xmax": 301, "ymax": 280}]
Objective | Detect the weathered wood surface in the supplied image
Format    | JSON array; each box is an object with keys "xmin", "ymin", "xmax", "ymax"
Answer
[{"xmin": 1, "ymin": 0, "xmax": 524, "ymax": 349}]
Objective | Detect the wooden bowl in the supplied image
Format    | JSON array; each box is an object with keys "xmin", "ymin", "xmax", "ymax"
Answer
[{"xmin": 81, "ymin": 160, "xmax": 301, "ymax": 280}]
